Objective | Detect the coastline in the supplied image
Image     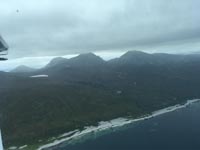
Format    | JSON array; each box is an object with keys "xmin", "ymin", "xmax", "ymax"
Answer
[{"xmin": 31, "ymin": 99, "xmax": 200, "ymax": 150}]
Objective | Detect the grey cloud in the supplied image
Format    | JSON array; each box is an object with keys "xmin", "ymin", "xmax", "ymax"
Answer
[{"xmin": 0, "ymin": 0, "xmax": 200, "ymax": 58}]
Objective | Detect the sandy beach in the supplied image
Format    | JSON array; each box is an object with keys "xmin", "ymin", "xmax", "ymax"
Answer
[{"xmin": 36, "ymin": 99, "xmax": 200, "ymax": 150}]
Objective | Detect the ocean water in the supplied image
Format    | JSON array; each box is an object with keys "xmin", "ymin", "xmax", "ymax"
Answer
[{"xmin": 53, "ymin": 102, "xmax": 200, "ymax": 150}]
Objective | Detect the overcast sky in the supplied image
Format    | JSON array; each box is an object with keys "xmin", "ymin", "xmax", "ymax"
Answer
[{"xmin": 0, "ymin": 0, "xmax": 200, "ymax": 70}]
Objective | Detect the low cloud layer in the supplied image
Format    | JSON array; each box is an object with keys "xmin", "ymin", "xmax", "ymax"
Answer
[{"xmin": 0, "ymin": 0, "xmax": 200, "ymax": 59}]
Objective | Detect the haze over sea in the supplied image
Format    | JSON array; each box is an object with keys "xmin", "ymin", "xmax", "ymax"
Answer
[{"xmin": 52, "ymin": 101, "xmax": 200, "ymax": 150}]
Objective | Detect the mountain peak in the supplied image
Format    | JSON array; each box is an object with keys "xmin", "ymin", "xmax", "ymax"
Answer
[
  {"xmin": 11, "ymin": 65, "xmax": 36, "ymax": 73},
  {"xmin": 77, "ymin": 53, "xmax": 101, "ymax": 59},
  {"xmin": 121, "ymin": 50, "xmax": 150, "ymax": 58},
  {"xmin": 110, "ymin": 50, "xmax": 154, "ymax": 65},
  {"xmin": 69, "ymin": 53, "xmax": 105, "ymax": 66},
  {"xmin": 46, "ymin": 57, "xmax": 68, "ymax": 68}
]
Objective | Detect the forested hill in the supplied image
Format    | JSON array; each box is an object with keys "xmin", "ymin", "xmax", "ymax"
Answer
[{"xmin": 1, "ymin": 51, "xmax": 200, "ymax": 147}]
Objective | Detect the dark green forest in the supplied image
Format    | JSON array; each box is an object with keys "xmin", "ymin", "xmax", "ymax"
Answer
[{"xmin": 1, "ymin": 51, "xmax": 200, "ymax": 147}]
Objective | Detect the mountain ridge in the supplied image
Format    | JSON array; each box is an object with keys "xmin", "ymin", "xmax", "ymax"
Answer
[
  {"xmin": 11, "ymin": 51, "xmax": 200, "ymax": 72},
  {"xmin": 2, "ymin": 50, "xmax": 200, "ymax": 148}
]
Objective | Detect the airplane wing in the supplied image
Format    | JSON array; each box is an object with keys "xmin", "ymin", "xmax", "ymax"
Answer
[
  {"xmin": 0, "ymin": 35, "xmax": 8, "ymax": 61},
  {"xmin": 0, "ymin": 35, "xmax": 8, "ymax": 52}
]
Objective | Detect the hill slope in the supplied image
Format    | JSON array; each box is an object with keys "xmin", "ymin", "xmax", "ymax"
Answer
[
  {"xmin": 1, "ymin": 51, "xmax": 200, "ymax": 148},
  {"xmin": 11, "ymin": 65, "xmax": 36, "ymax": 73}
]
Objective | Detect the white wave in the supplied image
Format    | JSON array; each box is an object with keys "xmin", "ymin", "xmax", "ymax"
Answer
[{"xmin": 37, "ymin": 99, "xmax": 200, "ymax": 150}]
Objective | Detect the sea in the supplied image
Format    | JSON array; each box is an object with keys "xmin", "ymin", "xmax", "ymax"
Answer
[{"xmin": 52, "ymin": 101, "xmax": 200, "ymax": 150}]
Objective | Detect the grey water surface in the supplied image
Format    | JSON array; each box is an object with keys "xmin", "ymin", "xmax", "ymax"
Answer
[{"xmin": 53, "ymin": 102, "xmax": 200, "ymax": 150}]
